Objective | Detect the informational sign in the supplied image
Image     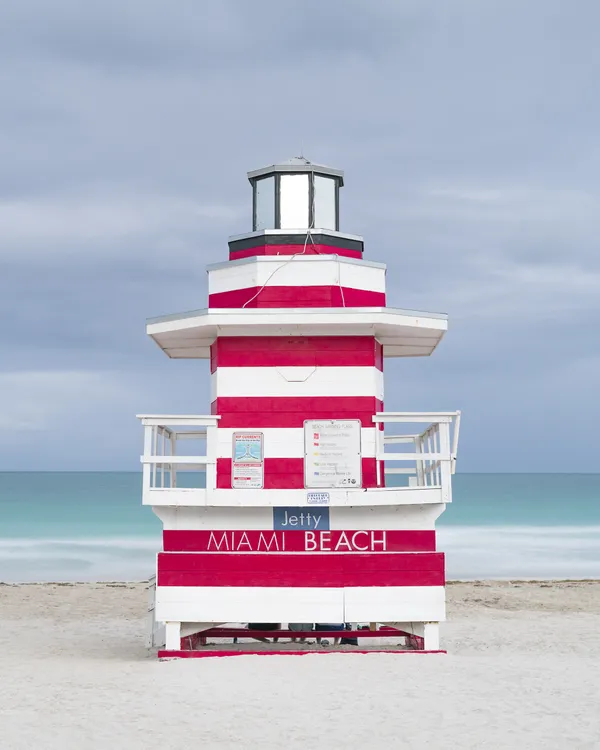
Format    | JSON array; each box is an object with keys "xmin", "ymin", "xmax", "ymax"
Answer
[
  {"xmin": 273, "ymin": 507, "xmax": 330, "ymax": 530},
  {"xmin": 304, "ymin": 420, "xmax": 362, "ymax": 489},
  {"xmin": 231, "ymin": 432, "xmax": 264, "ymax": 489},
  {"xmin": 306, "ymin": 492, "xmax": 330, "ymax": 505}
]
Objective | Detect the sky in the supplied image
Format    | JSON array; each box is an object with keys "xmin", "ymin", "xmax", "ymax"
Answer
[{"xmin": 1, "ymin": 0, "xmax": 600, "ymax": 472}]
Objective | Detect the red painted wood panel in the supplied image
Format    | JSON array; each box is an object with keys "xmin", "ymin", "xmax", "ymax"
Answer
[
  {"xmin": 159, "ymin": 552, "xmax": 443, "ymax": 572},
  {"xmin": 197, "ymin": 627, "xmax": 408, "ymax": 639},
  {"xmin": 157, "ymin": 552, "xmax": 445, "ymax": 587},
  {"xmin": 375, "ymin": 340, "xmax": 383, "ymax": 371},
  {"xmin": 216, "ymin": 457, "xmax": 379, "ymax": 489},
  {"xmin": 158, "ymin": 649, "xmax": 446, "ymax": 657},
  {"xmin": 163, "ymin": 530, "xmax": 437, "ymax": 553},
  {"xmin": 210, "ymin": 336, "xmax": 383, "ymax": 372},
  {"xmin": 213, "ymin": 410, "xmax": 382, "ymax": 429},
  {"xmin": 159, "ymin": 569, "xmax": 443, "ymax": 587},
  {"xmin": 211, "ymin": 397, "xmax": 384, "ymax": 429},
  {"xmin": 208, "ymin": 286, "xmax": 385, "ymax": 309},
  {"xmin": 229, "ymin": 245, "xmax": 363, "ymax": 260}
]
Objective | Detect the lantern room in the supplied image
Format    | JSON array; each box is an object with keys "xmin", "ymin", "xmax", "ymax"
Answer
[{"xmin": 248, "ymin": 156, "xmax": 343, "ymax": 232}]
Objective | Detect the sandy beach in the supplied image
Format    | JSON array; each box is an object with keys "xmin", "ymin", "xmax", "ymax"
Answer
[{"xmin": 1, "ymin": 580, "xmax": 599, "ymax": 749}]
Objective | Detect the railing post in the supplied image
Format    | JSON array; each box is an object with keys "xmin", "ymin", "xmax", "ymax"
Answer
[
  {"xmin": 415, "ymin": 435, "xmax": 425, "ymax": 487},
  {"xmin": 170, "ymin": 434, "xmax": 177, "ymax": 488},
  {"xmin": 451, "ymin": 411, "xmax": 461, "ymax": 474},
  {"xmin": 426, "ymin": 427, "xmax": 434, "ymax": 487},
  {"xmin": 160, "ymin": 427, "xmax": 165, "ymax": 488},
  {"xmin": 205, "ymin": 422, "xmax": 217, "ymax": 493},
  {"xmin": 151, "ymin": 424, "xmax": 158, "ymax": 489},
  {"xmin": 142, "ymin": 424, "xmax": 153, "ymax": 497},
  {"xmin": 434, "ymin": 424, "xmax": 441, "ymax": 486},
  {"xmin": 439, "ymin": 421, "xmax": 452, "ymax": 503},
  {"xmin": 375, "ymin": 420, "xmax": 384, "ymax": 487}
]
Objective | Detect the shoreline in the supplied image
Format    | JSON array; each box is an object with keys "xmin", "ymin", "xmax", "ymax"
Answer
[{"xmin": 3, "ymin": 522, "xmax": 600, "ymax": 584}]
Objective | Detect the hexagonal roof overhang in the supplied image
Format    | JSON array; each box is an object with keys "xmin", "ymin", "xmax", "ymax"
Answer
[{"xmin": 146, "ymin": 306, "xmax": 448, "ymax": 359}]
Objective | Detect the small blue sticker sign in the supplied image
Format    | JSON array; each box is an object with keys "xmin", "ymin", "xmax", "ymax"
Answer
[
  {"xmin": 273, "ymin": 507, "xmax": 330, "ymax": 531},
  {"xmin": 306, "ymin": 492, "xmax": 330, "ymax": 505}
]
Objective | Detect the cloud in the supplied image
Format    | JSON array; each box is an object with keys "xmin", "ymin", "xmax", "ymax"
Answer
[
  {"xmin": 0, "ymin": 367, "xmax": 212, "ymax": 470},
  {"xmin": 413, "ymin": 257, "xmax": 600, "ymax": 321},
  {"xmin": 1, "ymin": 0, "xmax": 600, "ymax": 470},
  {"xmin": 0, "ymin": 370, "xmax": 135, "ymax": 432},
  {"xmin": 0, "ymin": 0, "xmax": 430, "ymax": 71},
  {"xmin": 0, "ymin": 189, "xmax": 244, "ymax": 260}
]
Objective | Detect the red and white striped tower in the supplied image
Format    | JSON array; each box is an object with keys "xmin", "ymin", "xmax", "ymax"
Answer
[{"xmin": 140, "ymin": 157, "xmax": 460, "ymax": 657}]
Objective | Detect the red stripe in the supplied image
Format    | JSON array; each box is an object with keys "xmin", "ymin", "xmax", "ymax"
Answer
[
  {"xmin": 375, "ymin": 340, "xmax": 383, "ymax": 371},
  {"xmin": 195, "ymin": 626, "xmax": 411, "ymax": 639},
  {"xmin": 208, "ymin": 286, "xmax": 385, "ymax": 309},
  {"xmin": 217, "ymin": 457, "xmax": 379, "ymax": 489},
  {"xmin": 229, "ymin": 245, "xmax": 362, "ymax": 260},
  {"xmin": 157, "ymin": 552, "xmax": 445, "ymax": 587},
  {"xmin": 212, "ymin": 397, "xmax": 383, "ymax": 428},
  {"xmin": 163, "ymin": 530, "xmax": 436, "ymax": 553},
  {"xmin": 159, "ymin": 552, "xmax": 442, "ymax": 572},
  {"xmin": 158, "ymin": 650, "xmax": 446, "ymax": 658},
  {"xmin": 210, "ymin": 336, "xmax": 383, "ymax": 372}
]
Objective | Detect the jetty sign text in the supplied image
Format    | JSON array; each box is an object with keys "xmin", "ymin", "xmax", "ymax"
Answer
[{"xmin": 273, "ymin": 507, "xmax": 329, "ymax": 530}]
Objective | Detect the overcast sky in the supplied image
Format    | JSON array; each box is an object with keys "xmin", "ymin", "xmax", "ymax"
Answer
[{"xmin": 1, "ymin": 0, "xmax": 599, "ymax": 472}]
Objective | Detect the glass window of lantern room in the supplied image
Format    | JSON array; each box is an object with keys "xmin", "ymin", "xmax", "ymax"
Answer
[
  {"xmin": 254, "ymin": 176, "xmax": 275, "ymax": 230},
  {"xmin": 279, "ymin": 173, "xmax": 310, "ymax": 229},
  {"xmin": 313, "ymin": 175, "xmax": 337, "ymax": 230}
]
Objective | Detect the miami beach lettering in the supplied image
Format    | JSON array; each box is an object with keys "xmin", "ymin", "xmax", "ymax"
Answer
[
  {"xmin": 305, "ymin": 530, "xmax": 386, "ymax": 552},
  {"xmin": 208, "ymin": 531, "xmax": 283, "ymax": 552},
  {"xmin": 205, "ymin": 530, "xmax": 387, "ymax": 553}
]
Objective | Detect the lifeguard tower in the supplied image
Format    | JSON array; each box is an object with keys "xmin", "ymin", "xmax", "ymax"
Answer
[{"xmin": 139, "ymin": 157, "xmax": 460, "ymax": 657}]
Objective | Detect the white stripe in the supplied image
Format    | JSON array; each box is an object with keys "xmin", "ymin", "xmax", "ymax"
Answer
[
  {"xmin": 155, "ymin": 506, "xmax": 274, "ymax": 530},
  {"xmin": 215, "ymin": 427, "xmax": 377, "ymax": 459},
  {"xmin": 155, "ymin": 586, "xmax": 445, "ymax": 623},
  {"xmin": 147, "ymin": 486, "xmax": 445, "ymax": 508},
  {"xmin": 344, "ymin": 586, "xmax": 446, "ymax": 622},
  {"xmin": 208, "ymin": 256, "xmax": 386, "ymax": 296},
  {"xmin": 156, "ymin": 586, "xmax": 344, "ymax": 623},
  {"xmin": 330, "ymin": 505, "xmax": 443, "ymax": 530},
  {"xmin": 211, "ymin": 366, "xmax": 384, "ymax": 400},
  {"xmin": 154, "ymin": 504, "xmax": 443, "ymax": 531}
]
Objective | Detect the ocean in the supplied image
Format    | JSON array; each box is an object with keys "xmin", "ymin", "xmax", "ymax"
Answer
[{"xmin": 1, "ymin": 472, "xmax": 599, "ymax": 583}]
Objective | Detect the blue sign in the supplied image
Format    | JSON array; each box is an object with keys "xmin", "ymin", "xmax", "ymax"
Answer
[
  {"xmin": 273, "ymin": 507, "xmax": 330, "ymax": 531},
  {"xmin": 307, "ymin": 492, "xmax": 330, "ymax": 505}
]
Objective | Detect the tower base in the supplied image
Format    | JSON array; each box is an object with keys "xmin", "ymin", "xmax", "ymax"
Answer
[
  {"xmin": 155, "ymin": 625, "xmax": 444, "ymax": 658},
  {"xmin": 158, "ymin": 648, "xmax": 446, "ymax": 659}
]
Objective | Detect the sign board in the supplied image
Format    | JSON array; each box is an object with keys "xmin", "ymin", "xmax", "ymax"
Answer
[
  {"xmin": 304, "ymin": 420, "xmax": 362, "ymax": 489},
  {"xmin": 273, "ymin": 507, "xmax": 330, "ymax": 530},
  {"xmin": 306, "ymin": 492, "xmax": 330, "ymax": 505},
  {"xmin": 231, "ymin": 432, "xmax": 264, "ymax": 489},
  {"xmin": 168, "ymin": 529, "xmax": 391, "ymax": 553}
]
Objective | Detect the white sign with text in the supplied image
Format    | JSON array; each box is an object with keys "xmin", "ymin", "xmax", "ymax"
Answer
[
  {"xmin": 232, "ymin": 432, "xmax": 264, "ymax": 489},
  {"xmin": 304, "ymin": 419, "xmax": 362, "ymax": 489}
]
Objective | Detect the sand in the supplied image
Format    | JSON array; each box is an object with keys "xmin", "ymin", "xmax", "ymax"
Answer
[{"xmin": 1, "ymin": 581, "xmax": 599, "ymax": 749}]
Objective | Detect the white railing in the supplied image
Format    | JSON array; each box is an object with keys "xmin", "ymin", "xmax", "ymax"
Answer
[
  {"xmin": 137, "ymin": 415, "xmax": 220, "ymax": 495},
  {"xmin": 373, "ymin": 412, "xmax": 461, "ymax": 502},
  {"xmin": 137, "ymin": 412, "xmax": 460, "ymax": 504}
]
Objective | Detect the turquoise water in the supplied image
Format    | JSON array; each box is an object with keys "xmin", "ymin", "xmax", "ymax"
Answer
[{"xmin": 1, "ymin": 472, "xmax": 599, "ymax": 582}]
